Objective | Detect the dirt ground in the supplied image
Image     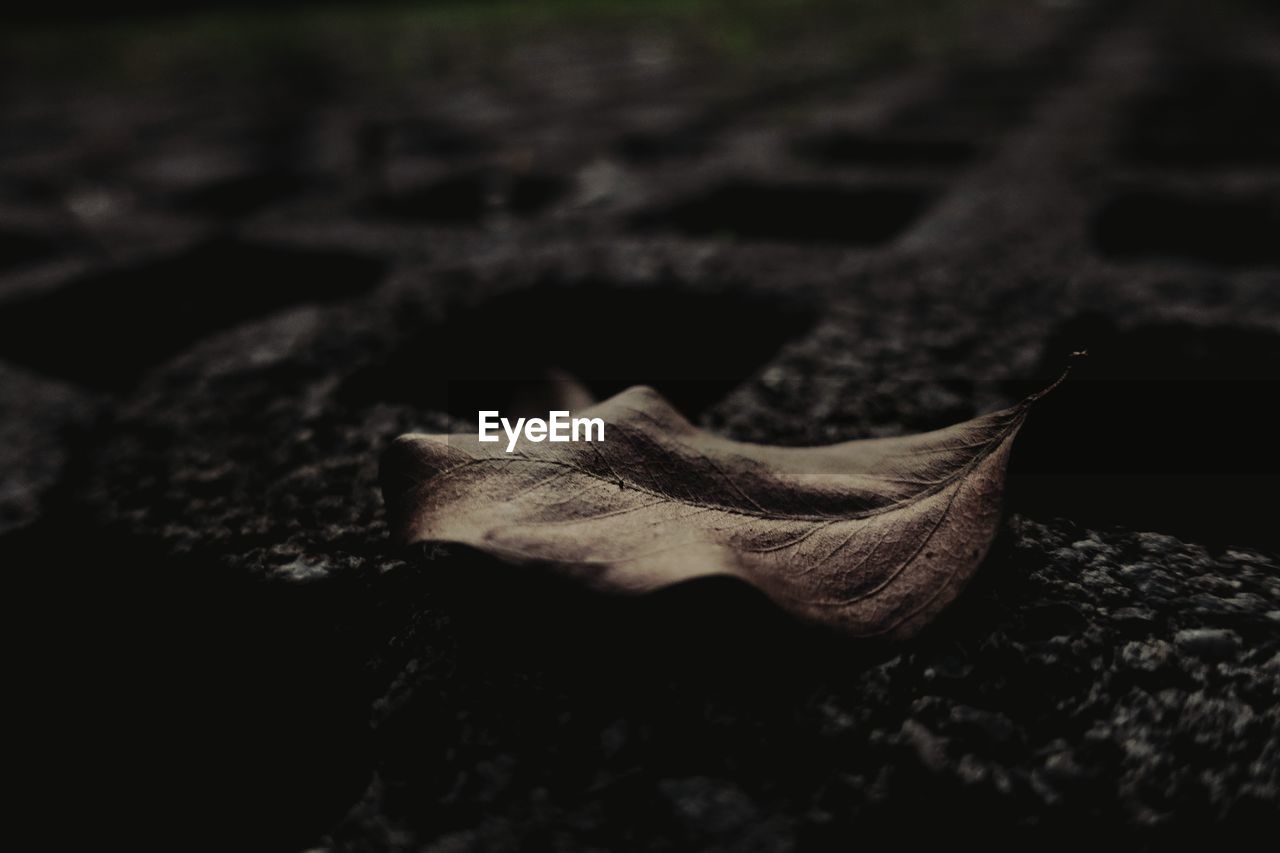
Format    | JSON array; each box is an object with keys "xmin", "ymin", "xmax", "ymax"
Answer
[{"xmin": 2, "ymin": 0, "xmax": 1278, "ymax": 849}]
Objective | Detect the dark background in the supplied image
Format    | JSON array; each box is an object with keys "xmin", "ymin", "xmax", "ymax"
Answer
[{"xmin": 3, "ymin": 1, "xmax": 1278, "ymax": 850}]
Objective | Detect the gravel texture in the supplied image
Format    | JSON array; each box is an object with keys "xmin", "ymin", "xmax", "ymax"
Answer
[{"xmin": 2, "ymin": 1, "xmax": 1278, "ymax": 849}]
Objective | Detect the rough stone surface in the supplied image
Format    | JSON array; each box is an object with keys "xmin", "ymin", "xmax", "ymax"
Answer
[{"xmin": 2, "ymin": 1, "xmax": 1278, "ymax": 850}]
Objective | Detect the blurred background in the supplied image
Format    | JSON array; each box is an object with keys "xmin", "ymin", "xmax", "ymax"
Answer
[{"xmin": 3, "ymin": 1, "xmax": 1279, "ymax": 850}]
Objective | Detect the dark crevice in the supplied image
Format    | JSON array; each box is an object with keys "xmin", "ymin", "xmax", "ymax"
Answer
[
  {"xmin": 376, "ymin": 171, "xmax": 490, "ymax": 223},
  {"xmin": 1118, "ymin": 61, "xmax": 1280, "ymax": 166},
  {"xmin": 373, "ymin": 169, "xmax": 569, "ymax": 223},
  {"xmin": 171, "ymin": 171, "xmax": 307, "ymax": 218},
  {"xmin": 0, "ymin": 229, "xmax": 62, "ymax": 272},
  {"xmin": 1093, "ymin": 191, "xmax": 1280, "ymax": 267},
  {"xmin": 631, "ymin": 182, "xmax": 935, "ymax": 246},
  {"xmin": 358, "ymin": 118, "xmax": 492, "ymax": 165},
  {"xmin": 339, "ymin": 280, "xmax": 815, "ymax": 421},
  {"xmin": 615, "ymin": 130, "xmax": 709, "ymax": 164},
  {"xmin": 1007, "ymin": 314, "xmax": 1280, "ymax": 548},
  {"xmin": 793, "ymin": 132, "xmax": 977, "ymax": 168},
  {"xmin": 507, "ymin": 173, "xmax": 569, "ymax": 216},
  {"xmin": 0, "ymin": 240, "xmax": 386, "ymax": 390}
]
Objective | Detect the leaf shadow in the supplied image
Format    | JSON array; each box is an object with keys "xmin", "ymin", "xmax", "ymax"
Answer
[{"xmin": 402, "ymin": 543, "xmax": 906, "ymax": 690}]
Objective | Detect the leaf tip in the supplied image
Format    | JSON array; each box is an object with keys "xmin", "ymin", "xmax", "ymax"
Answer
[{"xmin": 1027, "ymin": 358, "xmax": 1077, "ymax": 404}]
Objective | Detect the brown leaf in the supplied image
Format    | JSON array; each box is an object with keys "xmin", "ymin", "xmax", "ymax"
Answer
[{"xmin": 381, "ymin": 381, "xmax": 1060, "ymax": 640}]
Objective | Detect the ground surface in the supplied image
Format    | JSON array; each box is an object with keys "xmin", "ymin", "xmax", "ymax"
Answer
[{"xmin": 2, "ymin": 0, "xmax": 1279, "ymax": 849}]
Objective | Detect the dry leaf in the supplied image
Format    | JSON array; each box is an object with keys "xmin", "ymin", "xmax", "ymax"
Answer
[{"xmin": 381, "ymin": 381, "xmax": 1059, "ymax": 639}]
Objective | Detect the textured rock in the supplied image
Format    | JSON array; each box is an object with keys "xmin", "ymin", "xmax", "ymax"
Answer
[{"xmin": 1, "ymin": 0, "xmax": 1278, "ymax": 849}]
